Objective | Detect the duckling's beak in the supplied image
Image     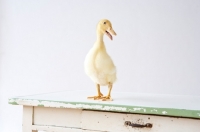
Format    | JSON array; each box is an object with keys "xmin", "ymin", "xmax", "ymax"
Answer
[{"xmin": 105, "ymin": 28, "xmax": 116, "ymax": 40}]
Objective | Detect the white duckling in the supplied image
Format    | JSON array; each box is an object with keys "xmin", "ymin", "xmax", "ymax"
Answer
[{"xmin": 84, "ymin": 19, "xmax": 117, "ymax": 101}]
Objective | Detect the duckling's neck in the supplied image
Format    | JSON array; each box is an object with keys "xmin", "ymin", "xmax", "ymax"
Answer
[
  {"xmin": 95, "ymin": 32, "xmax": 106, "ymax": 50},
  {"xmin": 96, "ymin": 32, "xmax": 104, "ymax": 43}
]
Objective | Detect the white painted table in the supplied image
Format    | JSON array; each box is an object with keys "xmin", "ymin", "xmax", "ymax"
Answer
[{"xmin": 9, "ymin": 90, "xmax": 200, "ymax": 132}]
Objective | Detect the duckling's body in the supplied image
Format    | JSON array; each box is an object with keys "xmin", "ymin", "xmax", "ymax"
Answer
[
  {"xmin": 84, "ymin": 19, "xmax": 117, "ymax": 101},
  {"xmin": 84, "ymin": 40, "xmax": 116, "ymax": 86}
]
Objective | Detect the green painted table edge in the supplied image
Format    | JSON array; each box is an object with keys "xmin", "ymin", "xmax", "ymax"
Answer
[{"xmin": 9, "ymin": 98, "xmax": 200, "ymax": 119}]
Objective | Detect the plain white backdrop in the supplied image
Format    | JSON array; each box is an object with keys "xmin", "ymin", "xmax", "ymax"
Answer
[{"xmin": 0, "ymin": 0, "xmax": 200, "ymax": 131}]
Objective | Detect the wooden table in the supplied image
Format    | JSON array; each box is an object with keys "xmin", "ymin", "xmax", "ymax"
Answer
[{"xmin": 9, "ymin": 90, "xmax": 200, "ymax": 132}]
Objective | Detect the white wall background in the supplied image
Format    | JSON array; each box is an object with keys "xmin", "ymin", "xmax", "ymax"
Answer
[{"xmin": 0, "ymin": 0, "xmax": 200, "ymax": 131}]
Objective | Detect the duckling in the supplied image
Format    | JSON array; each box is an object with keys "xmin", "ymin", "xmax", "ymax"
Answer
[{"xmin": 84, "ymin": 19, "xmax": 117, "ymax": 101}]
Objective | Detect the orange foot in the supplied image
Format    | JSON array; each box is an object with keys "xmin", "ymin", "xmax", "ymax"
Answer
[
  {"xmin": 101, "ymin": 95, "xmax": 113, "ymax": 101},
  {"xmin": 87, "ymin": 93, "xmax": 103, "ymax": 100}
]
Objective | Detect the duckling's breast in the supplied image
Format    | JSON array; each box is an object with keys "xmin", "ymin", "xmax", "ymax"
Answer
[{"xmin": 84, "ymin": 47, "xmax": 116, "ymax": 85}]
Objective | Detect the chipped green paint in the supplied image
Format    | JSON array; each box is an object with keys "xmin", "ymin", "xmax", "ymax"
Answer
[
  {"xmin": 9, "ymin": 101, "xmax": 18, "ymax": 105},
  {"xmin": 37, "ymin": 104, "xmax": 44, "ymax": 107},
  {"xmin": 9, "ymin": 98, "xmax": 200, "ymax": 119}
]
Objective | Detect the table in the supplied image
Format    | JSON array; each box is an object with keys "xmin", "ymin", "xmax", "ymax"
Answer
[{"xmin": 9, "ymin": 90, "xmax": 200, "ymax": 132}]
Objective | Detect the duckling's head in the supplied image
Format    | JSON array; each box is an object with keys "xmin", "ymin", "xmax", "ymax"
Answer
[{"xmin": 97, "ymin": 19, "xmax": 117, "ymax": 40}]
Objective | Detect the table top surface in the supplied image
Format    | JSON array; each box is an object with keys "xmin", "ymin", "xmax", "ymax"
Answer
[{"xmin": 9, "ymin": 90, "xmax": 200, "ymax": 119}]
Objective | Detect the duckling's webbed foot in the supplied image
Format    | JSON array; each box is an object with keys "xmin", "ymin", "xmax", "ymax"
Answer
[
  {"xmin": 101, "ymin": 82, "xmax": 113, "ymax": 101},
  {"xmin": 87, "ymin": 84, "xmax": 104, "ymax": 100},
  {"xmin": 101, "ymin": 95, "xmax": 113, "ymax": 101},
  {"xmin": 87, "ymin": 92, "xmax": 103, "ymax": 100}
]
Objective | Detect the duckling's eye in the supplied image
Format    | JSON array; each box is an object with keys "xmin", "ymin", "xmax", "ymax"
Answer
[{"xmin": 104, "ymin": 22, "xmax": 106, "ymax": 24}]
